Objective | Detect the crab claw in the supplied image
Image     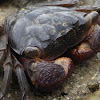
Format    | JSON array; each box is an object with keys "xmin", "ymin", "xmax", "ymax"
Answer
[
  {"xmin": 20, "ymin": 57, "xmax": 73, "ymax": 92},
  {"xmin": 28, "ymin": 57, "xmax": 73, "ymax": 92},
  {"xmin": 69, "ymin": 42, "xmax": 95, "ymax": 61}
]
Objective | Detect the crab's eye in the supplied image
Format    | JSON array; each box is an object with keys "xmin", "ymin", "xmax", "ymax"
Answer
[{"xmin": 24, "ymin": 47, "xmax": 42, "ymax": 58}]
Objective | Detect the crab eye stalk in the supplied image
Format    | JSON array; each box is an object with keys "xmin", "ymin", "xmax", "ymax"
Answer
[{"xmin": 24, "ymin": 47, "xmax": 42, "ymax": 58}]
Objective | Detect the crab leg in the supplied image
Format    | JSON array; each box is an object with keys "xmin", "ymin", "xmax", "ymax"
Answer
[
  {"xmin": 39, "ymin": 0, "xmax": 100, "ymax": 13},
  {"xmin": 0, "ymin": 34, "xmax": 7, "ymax": 65},
  {"xmin": 75, "ymin": 6, "xmax": 100, "ymax": 13},
  {"xmin": 12, "ymin": 55, "xmax": 29, "ymax": 100},
  {"xmin": 0, "ymin": 48, "xmax": 12, "ymax": 99},
  {"xmin": 39, "ymin": 0, "xmax": 78, "ymax": 7}
]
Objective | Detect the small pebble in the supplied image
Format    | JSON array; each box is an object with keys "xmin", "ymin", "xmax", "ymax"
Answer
[
  {"xmin": 15, "ymin": 91, "xmax": 18, "ymax": 94},
  {"xmin": 87, "ymin": 80, "xmax": 99, "ymax": 93},
  {"xmin": 67, "ymin": 97, "xmax": 70, "ymax": 100},
  {"xmin": 48, "ymin": 96, "xmax": 52, "ymax": 100}
]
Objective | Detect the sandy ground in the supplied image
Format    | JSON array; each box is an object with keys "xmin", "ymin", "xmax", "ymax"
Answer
[{"xmin": 0, "ymin": 0, "xmax": 100, "ymax": 100}]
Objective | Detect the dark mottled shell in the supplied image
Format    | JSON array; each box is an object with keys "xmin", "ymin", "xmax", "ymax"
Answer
[{"xmin": 5, "ymin": 6, "xmax": 86, "ymax": 60}]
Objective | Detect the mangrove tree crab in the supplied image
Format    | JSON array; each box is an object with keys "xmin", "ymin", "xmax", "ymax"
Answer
[{"xmin": 0, "ymin": 0, "xmax": 100, "ymax": 99}]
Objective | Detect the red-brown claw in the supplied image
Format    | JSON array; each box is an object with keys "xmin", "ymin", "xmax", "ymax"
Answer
[
  {"xmin": 69, "ymin": 42, "xmax": 94, "ymax": 61},
  {"xmin": 25, "ymin": 57, "xmax": 73, "ymax": 92}
]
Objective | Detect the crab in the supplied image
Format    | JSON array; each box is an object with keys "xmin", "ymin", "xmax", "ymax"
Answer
[{"xmin": 0, "ymin": 0, "xmax": 100, "ymax": 100}]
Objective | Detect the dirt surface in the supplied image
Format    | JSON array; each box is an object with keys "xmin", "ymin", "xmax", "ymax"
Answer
[{"xmin": 0, "ymin": 0, "xmax": 100, "ymax": 100}]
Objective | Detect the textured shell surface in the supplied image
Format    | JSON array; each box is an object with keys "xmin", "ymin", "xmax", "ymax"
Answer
[{"xmin": 5, "ymin": 6, "xmax": 86, "ymax": 59}]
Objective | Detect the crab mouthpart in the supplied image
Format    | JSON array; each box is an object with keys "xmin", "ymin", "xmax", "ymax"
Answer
[
  {"xmin": 24, "ymin": 47, "xmax": 42, "ymax": 58},
  {"xmin": 27, "ymin": 57, "xmax": 73, "ymax": 92}
]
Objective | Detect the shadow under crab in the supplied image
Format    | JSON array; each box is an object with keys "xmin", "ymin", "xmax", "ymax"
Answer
[{"xmin": 0, "ymin": 0, "xmax": 100, "ymax": 100}]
